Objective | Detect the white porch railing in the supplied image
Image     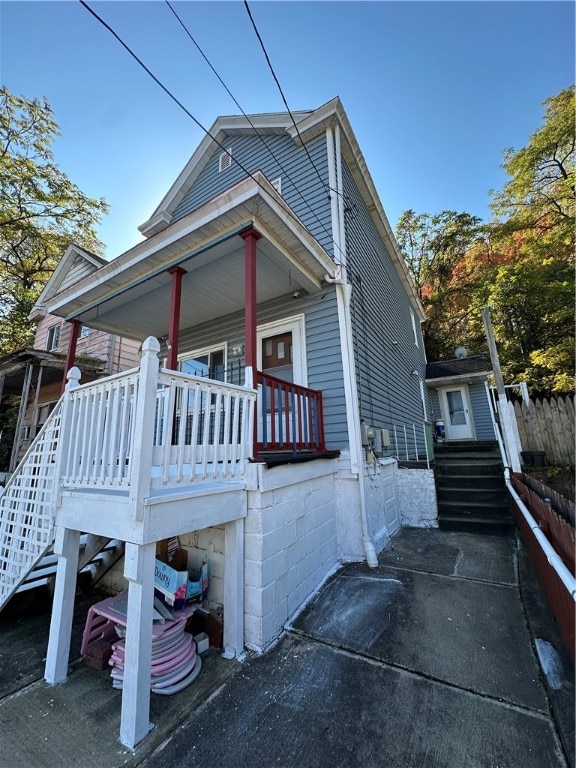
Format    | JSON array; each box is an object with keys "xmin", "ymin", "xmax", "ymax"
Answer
[
  {"xmin": 60, "ymin": 368, "xmax": 140, "ymax": 490},
  {"xmin": 152, "ymin": 369, "xmax": 255, "ymax": 488},
  {"xmin": 60, "ymin": 337, "xmax": 256, "ymax": 494}
]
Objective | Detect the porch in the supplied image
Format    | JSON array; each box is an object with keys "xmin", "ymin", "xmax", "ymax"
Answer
[{"xmin": 0, "ymin": 332, "xmax": 335, "ymax": 747}]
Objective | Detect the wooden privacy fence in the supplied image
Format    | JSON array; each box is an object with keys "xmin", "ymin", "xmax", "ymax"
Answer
[{"xmin": 513, "ymin": 396, "xmax": 575, "ymax": 466}]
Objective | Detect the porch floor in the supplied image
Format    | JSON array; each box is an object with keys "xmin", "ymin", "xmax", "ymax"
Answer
[{"xmin": 254, "ymin": 449, "xmax": 340, "ymax": 468}]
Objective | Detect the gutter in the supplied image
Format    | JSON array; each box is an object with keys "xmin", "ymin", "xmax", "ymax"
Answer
[{"xmin": 326, "ymin": 275, "xmax": 377, "ymax": 568}]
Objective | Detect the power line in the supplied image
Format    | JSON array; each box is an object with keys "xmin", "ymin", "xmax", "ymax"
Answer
[
  {"xmin": 242, "ymin": 0, "xmax": 329, "ymax": 194},
  {"xmin": 79, "ymin": 0, "xmax": 343, "ymax": 265},
  {"xmin": 243, "ymin": 0, "xmax": 354, "ymax": 212},
  {"xmin": 164, "ymin": 0, "xmax": 346, "ymax": 264}
]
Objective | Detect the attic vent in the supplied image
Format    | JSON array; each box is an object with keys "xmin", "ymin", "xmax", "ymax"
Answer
[
  {"xmin": 271, "ymin": 177, "xmax": 282, "ymax": 194},
  {"xmin": 219, "ymin": 148, "xmax": 232, "ymax": 172}
]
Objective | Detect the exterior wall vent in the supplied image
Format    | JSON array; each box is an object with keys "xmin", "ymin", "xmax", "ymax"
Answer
[
  {"xmin": 271, "ymin": 177, "xmax": 282, "ymax": 194},
  {"xmin": 219, "ymin": 148, "xmax": 232, "ymax": 172}
]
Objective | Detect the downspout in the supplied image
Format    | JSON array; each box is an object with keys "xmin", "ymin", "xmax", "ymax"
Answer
[{"xmin": 326, "ymin": 126, "xmax": 377, "ymax": 568}]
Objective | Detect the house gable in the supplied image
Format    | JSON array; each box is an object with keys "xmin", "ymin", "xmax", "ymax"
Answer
[
  {"xmin": 138, "ymin": 111, "xmax": 314, "ymax": 238},
  {"xmin": 30, "ymin": 244, "xmax": 107, "ymax": 322}
]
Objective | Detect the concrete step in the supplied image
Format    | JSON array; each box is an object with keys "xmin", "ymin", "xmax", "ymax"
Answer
[
  {"xmin": 437, "ymin": 487, "xmax": 508, "ymax": 504},
  {"xmin": 437, "ymin": 498, "xmax": 511, "ymax": 515},
  {"xmin": 434, "ymin": 440, "xmax": 500, "ymax": 453},
  {"xmin": 434, "ymin": 452, "xmax": 502, "ymax": 463},
  {"xmin": 438, "ymin": 514, "xmax": 515, "ymax": 534},
  {"xmin": 435, "ymin": 460, "xmax": 504, "ymax": 477},
  {"xmin": 435, "ymin": 474, "xmax": 505, "ymax": 490}
]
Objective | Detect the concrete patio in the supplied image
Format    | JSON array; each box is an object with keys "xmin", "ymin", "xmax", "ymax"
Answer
[{"xmin": 0, "ymin": 528, "xmax": 573, "ymax": 768}]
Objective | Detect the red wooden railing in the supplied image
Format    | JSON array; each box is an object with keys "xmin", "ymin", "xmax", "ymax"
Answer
[{"xmin": 254, "ymin": 371, "xmax": 326, "ymax": 458}]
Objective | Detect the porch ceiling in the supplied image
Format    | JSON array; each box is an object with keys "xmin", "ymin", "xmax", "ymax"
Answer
[
  {"xmin": 77, "ymin": 237, "xmax": 313, "ymax": 339},
  {"xmin": 43, "ymin": 174, "xmax": 336, "ymax": 341}
]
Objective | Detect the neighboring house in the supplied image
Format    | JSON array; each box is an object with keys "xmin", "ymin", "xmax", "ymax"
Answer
[
  {"xmin": 0, "ymin": 246, "xmax": 141, "ymax": 479},
  {"xmin": 0, "ymin": 98, "xmax": 433, "ymax": 747},
  {"xmin": 426, "ymin": 354, "xmax": 496, "ymax": 442}
]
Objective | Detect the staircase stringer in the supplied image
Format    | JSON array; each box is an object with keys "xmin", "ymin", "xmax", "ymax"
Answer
[{"xmin": 0, "ymin": 398, "xmax": 64, "ymax": 612}]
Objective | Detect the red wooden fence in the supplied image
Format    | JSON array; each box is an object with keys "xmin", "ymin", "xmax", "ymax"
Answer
[{"xmin": 510, "ymin": 473, "xmax": 575, "ymax": 662}]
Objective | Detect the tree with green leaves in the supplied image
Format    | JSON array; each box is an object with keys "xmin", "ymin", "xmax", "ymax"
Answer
[
  {"xmin": 395, "ymin": 209, "xmax": 483, "ymax": 361},
  {"xmin": 0, "ymin": 86, "xmax": 109, "ymax": 354},
  {"xmin": 491, "ymin": 85, "xmax": 574, "ymax": 249},
  {"xmin": 397, "ymin": 85, "xmax": 575, "ymax": 395},
  {"xmin": 487, "ymin": 85, "xmax": 575, "ymax": 394}
]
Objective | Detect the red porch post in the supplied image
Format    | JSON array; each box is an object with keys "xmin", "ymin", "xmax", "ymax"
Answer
[
  {"xmin": 166, "ymin": 266, "xmax": 187, "ymax": 370},
  {"xmin": 240, "ymin": 227, "xmax": 261, "ymax": 388},
  {"xmin": 61, "ymin": 319, "xmax": 81, "ymax": 394}
]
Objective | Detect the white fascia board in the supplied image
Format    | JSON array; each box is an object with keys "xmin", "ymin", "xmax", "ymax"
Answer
[
  {"xmin": 45, "ymin": 173, "xmax": 334, "ymax": 318},
  {"xmin": 251, "ymin": 177, "xmax": 337, "ymax": 282},
  {"xmin": 139, "ymin": 111, "xmax": 314, "ymax": 237},
  {"xmin": 46, "ymin": 178, "xmax": 264, "ymax": 316},
  {"xmin": 425, "ymin": 373, "xmax": 490, "ymax": 388},
  {"xmin": 335, "ymin": 107, "xmax": 426, "ymax": 322}
]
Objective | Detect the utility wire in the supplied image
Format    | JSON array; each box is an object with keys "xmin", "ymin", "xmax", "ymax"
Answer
[
  {"xmin": 164, "ymin": 0, "xmax": 346, "ymax": 265},
  {"xmin": 243, "ymin": 0, "xmax": 329, "ymax": 195},
  {"xmin": 79, "ymin": 0, "xmax": 343, "ymax": 265},
  {"xmin": 243, "ymin": 0, "xmax": 354, "ymax": 212}
]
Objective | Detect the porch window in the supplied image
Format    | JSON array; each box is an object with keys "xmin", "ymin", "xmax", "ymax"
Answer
[
  {"xmin": 170, "ymin": 347, "xmax": 227, "ymax": 446},
  {"xmin": 47, "ymin": 325, "xmax": 60, "ymax": 351},
  {"xmin": 77, "ymin": 325, "xmax": 90, "ymax": 339},
  {"xmin": 180, "ymin": 346, "xmax": 226, "ymax": 382}
]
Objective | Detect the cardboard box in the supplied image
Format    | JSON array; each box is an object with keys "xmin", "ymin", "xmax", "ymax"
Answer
[{"xmin": 154, "ymin": 552, "xmax": 208, "ymax": 609}]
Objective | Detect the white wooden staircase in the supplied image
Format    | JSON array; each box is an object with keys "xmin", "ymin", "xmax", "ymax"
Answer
[
  {"xmin": 0, "ymin": 398, "xmax": 63, "ymax": 612},
  {"xmin": 0, "ymin": 399, "xmax": 126, "ymax": 612}
]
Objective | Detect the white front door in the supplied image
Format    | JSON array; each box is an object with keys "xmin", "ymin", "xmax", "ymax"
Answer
[{"xmin": 439, "ymin": 385, "xmax": 474, "ymax": 440}]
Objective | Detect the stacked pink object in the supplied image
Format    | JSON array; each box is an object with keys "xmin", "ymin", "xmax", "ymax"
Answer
[{"xmin": 109, "ymin": 615, "xmax": 202, "ymax": 695}]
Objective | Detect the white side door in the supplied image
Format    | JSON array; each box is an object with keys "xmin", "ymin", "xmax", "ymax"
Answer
[{"xmin": 439, "ymin": 385, "xmax": 474, "ymax": 440}]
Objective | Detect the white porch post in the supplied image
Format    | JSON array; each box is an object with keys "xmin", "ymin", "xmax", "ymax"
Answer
[
  {"xmin": 120, "ymin": 541, "xmax": 156, "ymax": 748},
  {"xmin": 44, "ymin": 526, "xmax": 81, "ymax": 684},
  {"xmin": 222, "ymin": 517, "xmax": 245, "ymax": 659},
  {"xmin": 129, "ymin": 336, "xmax": 160, "ymax": 521}
]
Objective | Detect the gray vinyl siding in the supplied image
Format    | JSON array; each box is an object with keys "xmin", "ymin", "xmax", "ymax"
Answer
[
  {"xmin": 469, "ymin": 382, "xmax": 495, "ymax": 440},
  {"xmin": 429, "ymin": 389, "xmax": 441, "ymax": 423},
  {"xmin": 172, "ymin": 132, "xmax": 334, "ymax": 255},
  {"xmin": 342, "ymin": 162, "xmax": 429, "ymax": 459},
  {"xmin": 176, "ymin": 287, "xmax": 348, "ymax": 450}
]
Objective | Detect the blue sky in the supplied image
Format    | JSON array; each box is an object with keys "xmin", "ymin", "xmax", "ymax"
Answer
[{"xmin": 1, "ymin": 1, "xmax": 574, "ymax": 259}]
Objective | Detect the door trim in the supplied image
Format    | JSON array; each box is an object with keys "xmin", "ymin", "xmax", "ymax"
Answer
[
  {"xmin": 257, "ymin": 314, "xmax": 307, "ymax": 386},
  {"xmin": 438, "ymin": 384, "xmax": 475, "ymax": 441}
]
